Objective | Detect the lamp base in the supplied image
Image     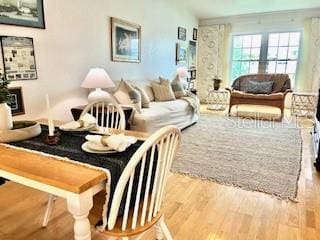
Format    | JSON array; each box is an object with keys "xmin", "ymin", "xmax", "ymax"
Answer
[{"xmin": 88, "ymin": 88, "xmax": 111, "ymax": 103}]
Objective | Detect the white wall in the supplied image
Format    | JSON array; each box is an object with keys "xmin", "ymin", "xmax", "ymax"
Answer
[{"xmin": 0, "ymin": 0, "xmax": 197, "ymax": 121}]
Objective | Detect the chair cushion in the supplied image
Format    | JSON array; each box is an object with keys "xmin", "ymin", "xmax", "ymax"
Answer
[
  {"xmin": 231, "ymin": 90, "xmax": 284, "ymax": 100},
  {"xmin": 246, "ymin": 80, "xmax": 274, "ymax": 94}
]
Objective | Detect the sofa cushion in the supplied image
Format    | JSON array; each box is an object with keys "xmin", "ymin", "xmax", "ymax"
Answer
[
  {"xmin": 170, "ymin": 75, "xmax": 187, "ymax": 98},
  {"xmin": 231, "ymin": 90, "xmax": 284, "ymax": 100},
  {"xmin": 152, "ymin": 79, "xmax": 176, "ymax": 101},
  {"xmin": 246, "ymin": 80, "xmax": 274, "ymax": 94},
  {"xmin": 113, "ymin": 80, "xmax": 142, "ymax": 112},
  {"xmin": 134, "ymin": 85, "xmax": 150, "ymax": 108}
]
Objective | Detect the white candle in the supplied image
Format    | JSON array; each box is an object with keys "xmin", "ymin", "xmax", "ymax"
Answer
[{"xmin": 45, "ymin": 94, "xmax": 55, "ymax": 136}]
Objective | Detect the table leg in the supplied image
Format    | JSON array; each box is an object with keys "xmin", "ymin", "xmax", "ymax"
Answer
[{"xmin": 67, "ymin": 190, "xmax": 93, "ymax": 240}]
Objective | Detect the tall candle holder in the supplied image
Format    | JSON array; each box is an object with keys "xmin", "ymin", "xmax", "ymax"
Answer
[
  {"xmin": 44, "ymin": 94, "xmax": 60, "ymax": 145},
  {"xmin": 44, "ymin": 130, "xmax": 61, "ymax": 145}
]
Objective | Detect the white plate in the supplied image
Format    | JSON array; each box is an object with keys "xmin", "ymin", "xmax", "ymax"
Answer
[
  {"xmin": 89, "ymin": 127, "xmax": 111, "ymax": 135},
  {"xmin": 59, "ymin": 124, "xmax": 97, "ymax": 132},
  {"xmin": 81, "ymin": 141, "xmax": 117, "ymax": 154}
]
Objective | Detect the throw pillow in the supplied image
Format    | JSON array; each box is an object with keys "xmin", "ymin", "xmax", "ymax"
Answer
[
  {"xmin": 113, "ymin": 79, "xmax": 142, "ymax": 112},
  {"xmin": 246, "ymin": 80, "xmax": 274, "ymax": 94},
  {"xmin": 171, "ymin": 75, "xmax": 187, "ymax": 98},
  {"xmin": 152, "ymin": 78, "xmax": 176, "ymax": 101},
  {"xmin": 134, "ymin": 85, "xmax": 150, "ymax": 108}
]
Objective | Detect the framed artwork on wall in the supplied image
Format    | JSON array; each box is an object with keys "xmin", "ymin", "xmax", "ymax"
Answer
[
  {"xmin": 0, "ymin": 0, "xmax": 45, "ymax": 29},
  {"xmin": 190, "ymin": 69, "xmax": 197, "ymax": 80},
  {"xmin": 193, "ymin": 28, "xmax": 198, "ymax": 41},
  {"xmin": 0, "ymin": 36, "xmax": 37, "ymax": 81},
  {"xmin": 178, "ymin": 27, "xmax": 186, "ymax": 41},
  {"xmin": 188, "ymin": 41, "xmax": 196, "ymax": 69},
  {"xmin": 8, "ymin": 87, "xmax": 25, "ymax": 115},
  {"xmin": 111, "ymin": 17, "xmax": 141, "ymax": 63},
  {"xmin": 176, "ymin": 43, "xmax": 187, "ymax": 65}
]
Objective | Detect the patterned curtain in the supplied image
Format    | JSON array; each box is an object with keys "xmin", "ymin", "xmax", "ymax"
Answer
[
  {"xmin": 197, "ymin": 25, "xmax": 226, "ymax": 102},
  {"xmin": 310, "ymin": 18, "xmax": 320, "ymax": 91}
]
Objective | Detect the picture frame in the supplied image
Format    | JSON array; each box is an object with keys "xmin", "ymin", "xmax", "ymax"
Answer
[
  {"xmin": 0, "ymin": 0, "xmax": 45, "ymax": 29},
  {"xmin": 8, "ymin": 87, "xmax": 25, "ymax": 116},
  {"xmin": 188, "ymin": 41, "xmax": 196, "ymax": 69},
  {"xmin": 0, "ymin": 36, "xmax": 38, "ymax": 81},
  {"xmin": 111, "ymin": 17, "xmax": 141, "ymax": 63},
  {"xmin": 190, "ymin": 69, "xmax": 197, "ymax": 80},
  {"xmin": 176, "ymin": 43, "xmax": 187, "ymax": 65},
  {"xmin": 193, "ymin": 28, "xmax": 198, "ymax": 41},
  {"xmin": 178, "ymin": 27, "xmax": 186, "ymax": 41}
]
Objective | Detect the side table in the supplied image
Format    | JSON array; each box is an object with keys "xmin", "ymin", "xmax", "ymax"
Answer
[
  {"xmin": 71, "ymin": 105, "xmax": 133, "ymax": 130},
  {"xmin": 291, "ymin": 92, "xmax": 318, "ymax": 118},
  {"xmin": 207, "ymin": 89, "xmax": 229, "ymax": 111}
]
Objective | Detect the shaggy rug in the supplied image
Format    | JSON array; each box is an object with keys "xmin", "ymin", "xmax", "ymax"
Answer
[{"xmin": 172, "ymin": 115, "xmax": 302, "ymax": 200}]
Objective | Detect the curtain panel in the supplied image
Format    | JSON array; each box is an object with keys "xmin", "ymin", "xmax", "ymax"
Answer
[
  {"xmin": 310, "ymin": 18, "xmax": 320, "ymax": 91},
  {"xmin": 298, "ymin": 17, "xmax": 320, "ymax": 92},
  {"xmin": 197, "ymin": 24, "xmax": 230, "ymax": 102}
]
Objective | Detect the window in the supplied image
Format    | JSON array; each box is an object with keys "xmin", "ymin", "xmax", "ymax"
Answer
[{"xmin": 231, "ymin": 32, "xmax": 301, "ymax": 84}]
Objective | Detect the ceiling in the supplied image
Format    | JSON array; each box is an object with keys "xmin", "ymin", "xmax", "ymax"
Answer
[{"xmin": 185, "ymin": 0, "xmax": 320, "ymax": 19}]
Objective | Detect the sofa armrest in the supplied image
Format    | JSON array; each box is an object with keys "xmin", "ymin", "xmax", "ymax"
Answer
[
  {"xmin": 283, "ymin": 89, "xmax": 293, "ymax": 97},
  {"xmin": 225, "ymin": 87, "xmax": 233, "ymax": 93}
]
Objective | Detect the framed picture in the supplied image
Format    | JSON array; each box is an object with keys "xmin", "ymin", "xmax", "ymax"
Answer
[
  {"xmin": 188, "ymin": 81, "xmax": 194, "ymax": 90},
  {"xmin": 190, "ymin": 69, "xmax": 197, "ymax": 80},
  {"xmin": 111, "ymin": 17, "xmax": 141, "ymax": 63},
  {"xmin": 0, "ymin": 0, "xmax": 45, "ymax": 29},
  {"xmin": 178, "ymin": 27, "xmax": 186, "ymax": 41},
  {"xmin": 193, "ymin": 28, "xmax": 198, "ymax": 41},
  {"xmin": 176, "ymin": 43, "xmax": 187, "ymax": 65},
  {"xmin": 188, "ymin": 41, "xmax": 196, "ymax": 69},
  {"xmin": 0, "ymin": 36, "xmax": 37, "ymax": 81},
  {"xmin": 8, "ymin": 87, "xmax": 25, "ymax": 115}
]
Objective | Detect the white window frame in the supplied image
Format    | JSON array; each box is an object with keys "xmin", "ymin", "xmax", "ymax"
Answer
[{"xmin": 229, "ymin": 31, "xmax": 302, "ymax": 87}]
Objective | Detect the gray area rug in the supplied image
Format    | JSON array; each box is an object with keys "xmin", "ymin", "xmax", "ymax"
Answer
[{"xmin": 173, "ymin": 115, "xmax": 302, "ymax": 200}]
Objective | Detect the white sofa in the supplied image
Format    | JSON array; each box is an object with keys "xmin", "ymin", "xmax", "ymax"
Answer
[{"xmin": 112, "ymin": 80, "xmax": 199, "ymax": 133}]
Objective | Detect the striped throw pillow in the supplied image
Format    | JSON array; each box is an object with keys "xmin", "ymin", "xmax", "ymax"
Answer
[{"xmin": 152, "ymin": 78, "xmax": 176, "ymax": 101}]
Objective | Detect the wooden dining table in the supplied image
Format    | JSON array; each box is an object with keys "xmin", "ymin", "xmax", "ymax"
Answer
[{"xmin": 0, "ymin": 121, "xmax": 149, "ymax": 240}]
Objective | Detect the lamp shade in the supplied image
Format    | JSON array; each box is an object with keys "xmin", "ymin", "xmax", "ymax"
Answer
[
  {"xmin": 81, "ymin": 68, "xmax": 115, "ymax": 89},
  {"xmin": 176, "ymin": 67, "xmax": 189, "ymax": 79}
]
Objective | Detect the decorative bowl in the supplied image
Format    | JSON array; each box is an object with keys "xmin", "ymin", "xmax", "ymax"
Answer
[{"xmin": 0, "ymin": 121, "xmax": 42, "ymax": 143}]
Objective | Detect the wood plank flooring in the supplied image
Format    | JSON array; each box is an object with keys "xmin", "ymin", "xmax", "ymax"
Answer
[{"xmin": 0, "ymin": 106, "xmax": 319, "ymax": 240}]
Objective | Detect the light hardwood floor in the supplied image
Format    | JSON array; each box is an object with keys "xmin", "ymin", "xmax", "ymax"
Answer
[{"xmin": 0, "ymin": 105, "xmax": 319, "ymax": 240}]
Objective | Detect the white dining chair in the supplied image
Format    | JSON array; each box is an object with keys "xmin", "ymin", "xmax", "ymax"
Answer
[
  {"xmin": 80, "ymin": 98, "xmax": 126, "ymax": 131},
  {"xmin": 42, "ymin": 98, "xmax": 126, "ymax": 228},
  {"xmin": 100, "ymin": 125, "xmax": 181, "ymax": 240}
]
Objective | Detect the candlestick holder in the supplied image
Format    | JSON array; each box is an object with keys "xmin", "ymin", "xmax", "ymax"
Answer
[{"xmin": 44, "ymin": 130, "xmax": 61, "ymax": 145}]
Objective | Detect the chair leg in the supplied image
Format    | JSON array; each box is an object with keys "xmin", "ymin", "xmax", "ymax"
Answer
[
  {"xmin": 155, "ymin": 217, "xmax": 173, "ymax": 240},
  {"xmin": 42, "ymin": 194, "xmax": 55, "ymax": 227},
  {"xmin": 228, "ymin": 105, "xmax": 232, "ymax": 116}
]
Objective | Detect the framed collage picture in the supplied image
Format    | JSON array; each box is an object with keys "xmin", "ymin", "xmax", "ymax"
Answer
[
  {"xmin": 111, "ymin": 17, "xmax": 141, "ymax": 63},
  {"xmin": 0, "ymin": 0, "xmax": 45, "ymax": 29},
  {"xmin": 0, "ymin": 36, "xmax": 37, "ymax": 81}
]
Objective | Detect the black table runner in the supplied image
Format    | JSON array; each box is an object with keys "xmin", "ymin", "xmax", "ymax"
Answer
[{"xmin": 6, "ymin": 125, "xmax": 150, "ymax": 223}]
